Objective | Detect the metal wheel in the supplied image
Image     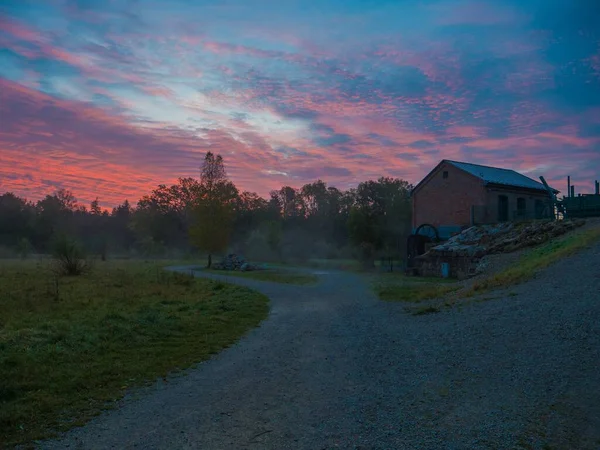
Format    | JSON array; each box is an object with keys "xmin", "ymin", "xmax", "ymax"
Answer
[{"xmin": 414, "ymin": 223, "xmax": 439, "ymax": 242}]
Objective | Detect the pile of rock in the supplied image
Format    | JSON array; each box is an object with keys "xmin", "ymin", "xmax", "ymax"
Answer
[
  {"xmin": 415, "ymin": 219, "xmax": 586, "ymax": 279},
  {"xmin": 427, "ymin": 219, "xmax": 585, "ymax": 258},
  {"xmin": 212, "ymin": 253, "xmax": 262, "ymax": 271},
  {"xmin": 427, "ymin": 223, "xmax": 515, "ymax": 257},
  {"xmin": 486, "ymin": 219, "xmax": 585, "ymax": 254}
]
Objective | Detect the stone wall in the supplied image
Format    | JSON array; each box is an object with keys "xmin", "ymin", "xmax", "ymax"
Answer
[{"xmin": 415, "ymin": 253, "xmax": 480, "ymax": 280}]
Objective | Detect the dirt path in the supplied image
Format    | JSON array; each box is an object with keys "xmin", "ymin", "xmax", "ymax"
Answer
[{"xmin": 39, "ymin": 244, "xmax": 600, "ymax": 449}]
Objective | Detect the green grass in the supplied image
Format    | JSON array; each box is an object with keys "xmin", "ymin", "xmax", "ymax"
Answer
[
  {"xmin": 463, "ymin": 226, "xmax": 600, "ymax": 297},
  {"xmin": 412, "ymin": 305, "xmax": 441, "ymax": 315},
  {"xmin": 372, "ymin": 272, "xmax": 459, "ymax": 303},
  {"xmin": 0, "ymin": 259, "xmax": 268, "ymax": 447},
  {"xmin": 208, "ymin": 269, "xmax": 319, "ymax": 285},
  {"xmin": 376, "ymin": 282, "xmax": 460, "ymax": 303}
]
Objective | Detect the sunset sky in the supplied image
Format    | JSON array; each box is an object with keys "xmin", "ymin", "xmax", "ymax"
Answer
[{"xmin": 1, "ymin": 0, "xmax": 599, "ymax": 207}]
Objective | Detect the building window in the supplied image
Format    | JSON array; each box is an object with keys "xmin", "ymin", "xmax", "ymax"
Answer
[
  {"xmin": 443, "ymin": 171, "xmax": 449, "ymax": 179},
  {"xmin": 517, "ymin": 198, "xmax": 526, "ymax": 218}
]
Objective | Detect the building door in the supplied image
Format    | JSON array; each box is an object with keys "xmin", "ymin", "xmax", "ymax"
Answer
[
  {"xmin": 498, "ymin": 195, "xmax": 509, "ymax": 222},
  {"xmin": 517, "ymin": 198, "xmax": 526, "ymax": 219},
  {"xmin": 535, "ymin": 199, "xmax": 546, "ymax": 219}
]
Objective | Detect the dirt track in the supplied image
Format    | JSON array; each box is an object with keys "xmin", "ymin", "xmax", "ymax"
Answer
[{"xmin": 39, "ymin": 243, "xmax": 600, "ymax": 449}]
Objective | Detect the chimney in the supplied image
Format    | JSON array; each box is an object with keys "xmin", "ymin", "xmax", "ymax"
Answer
[
  {"xmin": 567, "ymin": 176, "xmax": 571, "ymax": 198},
  {"xmin": 596, "ymin": 180, "xmax": 599, "ymax": 195},
  {"xmin": 571, "ymin": 185, "xmax": 575, "ymax": 198}
]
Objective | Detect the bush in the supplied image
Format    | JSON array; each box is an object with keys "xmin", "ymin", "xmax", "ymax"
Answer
[{"xmin": 51, "ymin": 235, "xmax": 89, "ymax": 276}]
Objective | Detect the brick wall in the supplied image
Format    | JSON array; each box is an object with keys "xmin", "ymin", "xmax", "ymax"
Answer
[
  {"xmin": 485, "ymin": 188, "xmax": 552, "ymax": 222},
  {"xmin": 412, "ymin": 161, "xmax": 487, "ymax": 229}
]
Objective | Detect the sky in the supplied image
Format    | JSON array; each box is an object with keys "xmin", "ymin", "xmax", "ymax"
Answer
[{"xmin": 0, "ymin": 0, "xmax": 599, "ymax": 207}]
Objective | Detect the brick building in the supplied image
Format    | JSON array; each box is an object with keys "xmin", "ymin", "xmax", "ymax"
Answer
[{"xmin": 411, "ymin": 160, "xmax": 558, "ymax": 239}]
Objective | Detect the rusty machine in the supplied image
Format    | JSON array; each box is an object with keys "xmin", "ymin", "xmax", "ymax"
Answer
[
  {"xmin": 540, "ymin": 175, "xmax": 600, "ymax": 219},
  {"xmin": 406, "ymin": 223, "xmax": 440, "ymax": 274}
]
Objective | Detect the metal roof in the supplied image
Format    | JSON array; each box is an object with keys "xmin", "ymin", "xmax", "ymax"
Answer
[{"xmin": 446, "ymin": 160, "xmax": 557, "ymax": 192}]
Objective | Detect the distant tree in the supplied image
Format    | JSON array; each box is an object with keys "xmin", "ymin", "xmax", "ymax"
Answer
[
  {"xmin": 348, "ymin": 206, "xmax": 380, "ymax": 268},
  {"xmin": 0, "ymin": 193, "xmax": 34, "ymax": 248},
  {"xmin": 90, "ymin": 197, "xmax": 102, "ymax": 215},
  {"xmin": 266, "ymin": 220, "xmax": 282, "ymax": 259},
  {"xmin": 269, "ymin": 186, "xmax": 305, "ymax": 222},
  {"xmin": 109, "ymin": 200, "xmax": 134, "ymax": 252},
  {"xmin": 35, "ymin": 191, "xmax": 77, "ymax": 249},
  {"xmin": 348, "ymin": 177, "xmax": 413, "ymax": 267},
  {"xmin": 17, "ymin": 237, "xmax": 33, "ymax": 259},
  {"xmin": 189, "ymin": 152, "xmax": 238, "ymax": 268},
  {"xmin": 232, "ymin": 191, "xmax": 270, "ymax": 245},
  {"xmin": 55, "ymin": 189, "xmax": 78, "ymax": 211},
  {"xmin": 131, "ymin": 177, "xmax": 201, "ymax": 250}
]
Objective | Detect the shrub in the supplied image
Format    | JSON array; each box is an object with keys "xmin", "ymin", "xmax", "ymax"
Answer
[{"xmin": 51, "ymin": 235, "xmax": 89, "ymax": 276}]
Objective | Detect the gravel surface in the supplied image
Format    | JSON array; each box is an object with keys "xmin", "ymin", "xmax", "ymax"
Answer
[{"xmin": 39, "ymin": 243, "xmax": 600, "ymax": 449}]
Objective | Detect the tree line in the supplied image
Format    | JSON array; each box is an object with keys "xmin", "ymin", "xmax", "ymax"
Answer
[{"xmin": 0, "ymin": 152, "xmax": 413, "ymax": 267}]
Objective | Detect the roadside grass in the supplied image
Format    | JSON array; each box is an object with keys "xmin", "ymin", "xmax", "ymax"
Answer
[
  {"xmin": 376, "ymin": 282, "xmax": 460, "ymax": 303},
  {"xmin": 207, "ymin": 269, "xmax": 318, "ymax": 285},
  {"xmin": 412, "ymin": 305, "xmax": 441, "ymax": 315},
  {"xmin": 0, "ymin": 259, "xmax": 268, "ymax": 447},
  {"xmin": 273, "ymin": 258, "xmax": 363, "ymax": 272},
  {"xmin": 373, "ymin": 272, "xmax": 459, "ymax": 303},
  {"xmin": 463, "ymin": 226, "xmax": 600, "ymax": 297}
]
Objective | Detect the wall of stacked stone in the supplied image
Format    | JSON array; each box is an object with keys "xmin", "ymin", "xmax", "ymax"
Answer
[{"xmin": 415, "ymin": 253, "xmax": 480, "ymax": 279}]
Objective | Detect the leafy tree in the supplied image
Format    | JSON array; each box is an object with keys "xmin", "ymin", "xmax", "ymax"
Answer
[
  {"xmin": 348, "ymin": 206, "xmax": 381, "ymax": 267},
  {"xmin": 34, "ymin": 191, "xmax": 77, "ymax": 250},
  {"xmin": 0, "ymin": 193, "xmax": 34, "ymax": 248},
  {"xmin": 349, "ymin": 177, "xmax": 413, "ymax": 267},
  {"xmin": 232, "ymin": 191, "xmax": 271, "ymax": 247},
  {"xmin": 189, "ymin": 152, "xmax": 238, "ymax": 267},
  {"xmin": 269, "ymin": 186, "xmax": 305, "ymax": 221},
  {"xmin": 131, "ymin": 178, "xmax": 200, "ymax": 250}
]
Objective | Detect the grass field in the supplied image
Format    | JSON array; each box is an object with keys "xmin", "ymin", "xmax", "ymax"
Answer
[
  {"xmin": 0, "ymin": 259, "xmax": 268, "ymax": 447},
  {"xmin": 207, "ymin": 268, "xmax": 319, "ymax": 285},
  {"xmin": 463, "ymin": 225, "xmax": 600, "ymax": 297}
]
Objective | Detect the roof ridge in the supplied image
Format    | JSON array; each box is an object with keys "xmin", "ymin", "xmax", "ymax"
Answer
[{"xmin": 445, "ymin": 159, "xmax": 516, "ymax": 172}]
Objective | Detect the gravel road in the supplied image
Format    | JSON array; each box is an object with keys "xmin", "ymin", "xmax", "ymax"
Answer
[{"xmin": 39, "ymin": 242, "xmax": 600, "ymax": 449}]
